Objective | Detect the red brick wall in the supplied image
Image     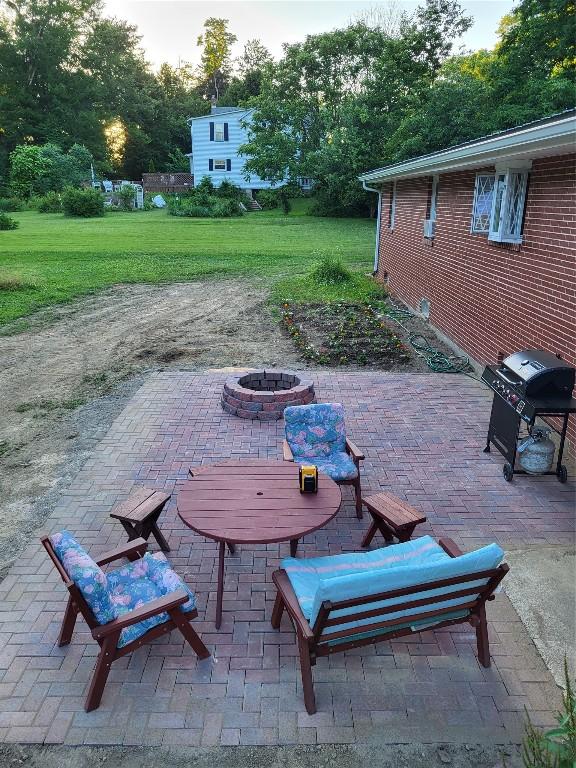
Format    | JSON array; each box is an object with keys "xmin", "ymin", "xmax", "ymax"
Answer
[{"xmin": 376, "ymin": 153, "xmax": 576, "ymax": 449}]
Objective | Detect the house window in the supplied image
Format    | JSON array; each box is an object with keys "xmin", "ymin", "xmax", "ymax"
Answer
[
  {"xmin": 471, "ymin": 174, "xmax": 496, "ymax": 233},
  {"xmin": 214, "ymin": 123, "xmax": 225, "ymax": 142},
  {"xmin": 489, "ymin": 170, "xmax": 528, "ymax": 243},
  {"xmin": 471, "ymin": 170, "xmax": 528, "ymax": 243},
  {"xmin": 214, "ymin": 159, "xmax": 226, "ymax": 171},
  {"xmin": 388, "ymin": 181, "xmax": 397, "ymax": 229}
]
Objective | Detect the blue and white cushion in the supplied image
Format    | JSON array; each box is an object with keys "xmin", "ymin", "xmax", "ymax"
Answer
[
  {"xmin": 284, "ymin": 403, "xmax": 358, "ymax": 481},
  {"xmin": 281, "ymin": 536, "xmax": 504, "ymax": 638}
]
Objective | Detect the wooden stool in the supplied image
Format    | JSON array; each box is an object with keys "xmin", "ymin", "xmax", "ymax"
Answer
[
  {"xmin": 110, "ymin": 487, "xmax": 171, "ymax": 552},
  {"xmin": 361, "ymin": 492, "xmax": 426, "ymax": 548}
]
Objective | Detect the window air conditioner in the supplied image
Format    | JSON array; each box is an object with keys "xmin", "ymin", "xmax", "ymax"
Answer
[{"xmin": 423, "ymin": 219, "xmax": 435, "ymax": 239}]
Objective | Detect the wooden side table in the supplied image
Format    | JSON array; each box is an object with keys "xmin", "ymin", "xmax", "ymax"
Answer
[
  {"xmin": 361, "ymin": 492, "xmax": 426, "ymax": 548},
  {"xmin": 110, "ymin": 487, "xmax": 171, "ymax": 552}
]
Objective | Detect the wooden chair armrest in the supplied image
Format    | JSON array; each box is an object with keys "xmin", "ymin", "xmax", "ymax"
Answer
[
  {"xmin": 345, "ymin": 438, "xmax": 365, "ymax": 461},
  {"xmin": 96, "ymin": 538, "xmax": 148, "ymax": 566},
  {"xmin": 282, "ymin": 440, "xmax": 295, "ymax": 462},
  {"xmin": 92, "ymin": 589, "xmax": 189, "ymax": 639},
  {"xmin": 272, "ymin": 569, "xmax": 314, "ymax": 641},
  {"xmin": 438, "ymin": 538, "xmax": 463, "ymax": 558}
]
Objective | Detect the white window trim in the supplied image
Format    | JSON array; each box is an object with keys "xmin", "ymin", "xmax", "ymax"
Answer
[
  {"xmin": 470, "ymin": 174, "xmax": 495, "ymax": 234},
  {"xmin": 488, "ymin": 169, "xmax": 528, "ymax": 244},
  {"xmin": 213, "ymin": 159, "xmax": 227, "ymax": 171},
  {"xmin": 470, "ymin": 168, "xmax": 529, "ymax": 243},
  {"xmin": 214, "ymin": 123, "xmax": 225, "ymax": 142},
  {"xmin": 429, "ymin": 175, "xmax": 439, "ymax": 222}
]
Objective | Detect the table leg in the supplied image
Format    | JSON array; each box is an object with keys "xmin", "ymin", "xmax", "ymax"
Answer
[
  {"xmin": 216, "ymin": 541, "xmax": 225, "ymax": 630},
  {"xmin": 290, "ymin": 539, "xmax": 299, "ymax": 557}
]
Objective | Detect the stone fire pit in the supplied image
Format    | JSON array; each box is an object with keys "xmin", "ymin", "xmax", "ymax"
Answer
[{"xmin": 221, "ymin": 370, "xmax": 316, "ymax": 420}]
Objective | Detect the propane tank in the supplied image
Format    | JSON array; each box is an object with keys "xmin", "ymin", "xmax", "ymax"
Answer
[{"xmin": 517, "ymin": 427, "xmax": 556, "ymax": 474}]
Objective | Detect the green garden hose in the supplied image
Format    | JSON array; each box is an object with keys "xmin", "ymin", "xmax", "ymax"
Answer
[{"xmin": 383, "ymin": 306, "xmax": 472, "ymax": 374}]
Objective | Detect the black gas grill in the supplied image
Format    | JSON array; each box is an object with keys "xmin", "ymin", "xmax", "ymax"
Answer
[{"xmin": 481, "ymin": 350, "xmax": 576, "ymax": 482}]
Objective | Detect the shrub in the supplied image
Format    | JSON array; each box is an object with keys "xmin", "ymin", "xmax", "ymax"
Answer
[
  {"xmin": 0, "ymin": 214, "xmax": 18, "ymax": 230},
  {"xmin": 167, "ymin": 198, "xmax": 212, "ymax": 218},
  {"xmin": 255, "ymin": 189, "xmax": 280, "ymax": 210},
  {"xmin": 115, "ymin": 184, "xmax": 136, "ymax": 211},
  {"xmin": 61, "ymin": 187, "xmax": 104, "ymax": 217},
  {"xmin": 0, "ymin": 197, "xmax": 24, "ymax": 212},
  {"xmin": 215, "ymin": 179, "xmax": 244, "ymax": 201},
  {"xmin": 196, "ymin": 176, "xmax": 215, "ymax": 195},
  {"xmin": 167, "ymin": 190, "xmax": 243, "ymax": 218},
  {"xmin": 211, "ymin": 198, "xmax": 242, "ymax": 217},
  {"xmin": 310, "ymin": 255, "xmax": 352, "ymax": 285},
  {"xmin": 520, "ymin": 659, "xmax": 576, "ymax": 768},
  {"xmin": 36, "ymin": 192, "xmax": 62, "ymax": 213}
]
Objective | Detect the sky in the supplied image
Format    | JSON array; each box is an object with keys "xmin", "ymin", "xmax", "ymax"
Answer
[{"xmin": 103, "ymin": 0, "xmax": 515, "ymax": 71}]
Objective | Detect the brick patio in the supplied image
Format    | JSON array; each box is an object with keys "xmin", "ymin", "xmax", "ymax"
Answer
[{"xmin": 0, "ymin": 371, "xmax": 572, "ymax": 747}]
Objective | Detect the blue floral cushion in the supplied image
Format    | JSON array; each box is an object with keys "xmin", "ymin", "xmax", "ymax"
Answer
[
  {"xmin": 297, "ymin": 452, "xmax": 358, "ymax": 482},
  {"xmin": 50, "ymin": 531, "xmax": 114, "ymax": 625},
  {"xmin": 107, "ymin": 552, "xmax": 196, "ymax": 648},
  {"xmin": 285, "ymin": 403, "xmax": 347, "ymax": 458}
]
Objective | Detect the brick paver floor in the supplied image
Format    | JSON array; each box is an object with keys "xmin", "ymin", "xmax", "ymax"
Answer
[{"xmin": 0, "ymin": 372, "xmax": 573, "ymax": 746}]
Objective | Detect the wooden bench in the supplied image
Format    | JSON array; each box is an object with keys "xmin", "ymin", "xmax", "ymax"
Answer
[
  {"xmin": 110, "ymin": 487, "xmax": 171, "ymax": 552},
  {"xmin": 361, "ymin": 492, "xmax": 426, "ymax": 548},
  {"xmin": 271, "ymin": 537, "xmax": 509, "ymax": 714}
]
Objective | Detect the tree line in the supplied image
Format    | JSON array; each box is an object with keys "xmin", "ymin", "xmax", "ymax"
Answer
[{"xmin": 0, "ymin": 0, "xmax": 573, "ymax": 214}]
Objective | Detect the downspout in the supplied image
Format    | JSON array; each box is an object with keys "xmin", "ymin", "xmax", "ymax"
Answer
[{"xmin": 362, "ymin": 181, "xmax": 381, "ymax": 274}]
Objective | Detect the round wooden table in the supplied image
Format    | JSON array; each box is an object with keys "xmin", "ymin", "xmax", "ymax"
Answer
[{"xmin": 177, "ymin": 459, "xmax": 342, "ymax": 628}]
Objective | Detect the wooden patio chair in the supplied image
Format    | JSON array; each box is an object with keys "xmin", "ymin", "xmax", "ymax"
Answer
[
  {"xmin": 42, "ymin": 531, "xmax": 210, "ymax": 712},
  {"xmin": 282, "ymin": 403, "xmax": 365, "ymax": 518},
  {"xmin": 271, "ymin": 535, "xmax": 509, "ymax": 714}
]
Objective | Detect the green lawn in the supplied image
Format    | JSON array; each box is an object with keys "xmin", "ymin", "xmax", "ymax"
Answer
[{"xmin": 0, "ymin": 207, "xmax": 375, "ymax": 326}]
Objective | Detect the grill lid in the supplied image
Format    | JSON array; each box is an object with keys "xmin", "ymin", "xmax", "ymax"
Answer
[
  {"xmin": 502, "ymin": 350, "xmax": 572, "ymax": 382},
  {"xmin": 499, "ymin": 349, "xmax": 575, "ymax": 397}
]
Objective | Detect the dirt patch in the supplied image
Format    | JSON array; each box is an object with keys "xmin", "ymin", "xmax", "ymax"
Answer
[
  {"xmin": 281, "ymin": 302, "xmax": 413, "ymax": 367},
  {"xmin": 0, "ymin": 743, "xmax": 521, "ymax": 768},
  {"xmin": 0, "ymin": 279, "xmax": 303, "ymax": 574},
  {"xmin": 0, "ymin": 279, "xmax": 469, "ymax": 574}
]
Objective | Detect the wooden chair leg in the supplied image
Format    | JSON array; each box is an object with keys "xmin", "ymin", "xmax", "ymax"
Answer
[
  {"xmin": 353, "ymin": 476, "xmax": 363, "ymax": 519},
  {"xmin": 297, "ymin": 632, "xmax": 316, "ymax": 715},
  {"xmin": 169, "ymin": 609, "xmax": 210, "ymax": 660},
  {"xmin": 85, "ymin": 635, "xmax": 117, "ymax": 712},
  {"xmin": 271, "ymin": 592, "xmax": 285, "ymax": 629},
  {"xmin": 58, "ymin": 596, "xmax": 79, "ymax": 647},
  {"xmin": 361, "ymin": 519, "xmax": 378, "ymax": 548},
  {"xmin": 151, "ymin": 523, "xmax": 171, "ymax": 552},
  {"xmin": 475, "ymin": 605, "xmax": 491, "ymax": 668},
  {"xmin": 397, "ymin": 524, "xmax": 417, "ymax": 543}
]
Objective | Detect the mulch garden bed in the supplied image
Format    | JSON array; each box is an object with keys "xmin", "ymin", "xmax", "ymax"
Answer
[{"xmin": 281, "ymin": 301, "xmax": 415, "ymax": 368}]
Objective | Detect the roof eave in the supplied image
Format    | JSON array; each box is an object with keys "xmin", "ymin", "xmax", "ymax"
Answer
[{"xmin": 358, "ymin": 115, "xmax": 576, "ymax": 184}]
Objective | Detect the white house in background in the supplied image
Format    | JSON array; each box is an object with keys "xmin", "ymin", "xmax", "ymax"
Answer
[
  {"xmin": 187, "ymin": 105, "xmax": 314, "ymax": 196},
  {"xmin": 187, "ymin": 106, "xmax": 277, "ymax": 195}
]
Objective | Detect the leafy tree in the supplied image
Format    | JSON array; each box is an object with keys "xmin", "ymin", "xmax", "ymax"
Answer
[
  {"xmin": 9, "ymin": 144, "xmax": 50, "ymax": 197},
  {"xmin": 196, "ymin": 17, "xmax": 237, "ymax": 101},
  {"xmin": 241, "ymin": 0, "xmax": 472, "ymax": 216},
  {"xmin": 221, "ymin": 40, "xmax": 273, "ymax": 105}
]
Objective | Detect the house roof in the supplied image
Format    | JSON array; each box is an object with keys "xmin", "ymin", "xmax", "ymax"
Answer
[
  {"xmin": 186, "ymin": 107, "xmax": 253, "ymax": 124},
  {"xmin": 359, "ymin": 109, "xmax": 576, "ymax": 185}
]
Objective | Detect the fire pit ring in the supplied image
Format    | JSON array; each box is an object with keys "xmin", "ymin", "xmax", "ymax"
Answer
[{"xmin": 221, "ymin": 370, "xmax": 316, "ymax": 420}]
